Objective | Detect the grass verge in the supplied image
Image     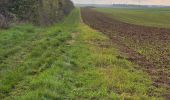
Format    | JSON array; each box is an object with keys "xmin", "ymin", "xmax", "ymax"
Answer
[{"xmin": 0, "ymin": 8, "xmax": 164, "ymax": 100}]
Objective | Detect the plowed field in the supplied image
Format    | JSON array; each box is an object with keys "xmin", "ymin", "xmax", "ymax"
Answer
[{"xmin": 81, "ymin": 8, "xmax": 170, "ymax": 99}]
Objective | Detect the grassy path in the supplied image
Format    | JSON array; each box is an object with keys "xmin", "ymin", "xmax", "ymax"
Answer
[{"xmin": 0, "ymin": 9, "xmax": 164, "ymax": 100}]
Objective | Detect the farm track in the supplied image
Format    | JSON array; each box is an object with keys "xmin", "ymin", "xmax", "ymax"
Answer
[{"xmin": 81, "ymin": 8, "xmax": 170, "ymax": 99}]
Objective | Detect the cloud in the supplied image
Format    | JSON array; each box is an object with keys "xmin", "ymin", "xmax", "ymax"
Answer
[{"xmin": 71, "ymin": 0, "xmax": 170, "ymax": 5}]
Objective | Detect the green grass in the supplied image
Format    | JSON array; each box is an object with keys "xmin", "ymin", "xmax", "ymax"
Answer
[
  {"xmin": 95, "ymin": 8, "xmax": 170, "ymax": 28},
  {"xmin": 0, "ymin": 9, "xmax": 164, "ymax": 100}
]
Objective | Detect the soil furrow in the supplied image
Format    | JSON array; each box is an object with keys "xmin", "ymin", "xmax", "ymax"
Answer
[{"xmin": 81, "ymin": 8, "xmax": 170, "ymax": 99}]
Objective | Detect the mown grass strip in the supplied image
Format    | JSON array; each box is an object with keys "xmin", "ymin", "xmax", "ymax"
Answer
[{"xmin": 0, "ymin": 8, "xmax": 164, "ymax": 100}]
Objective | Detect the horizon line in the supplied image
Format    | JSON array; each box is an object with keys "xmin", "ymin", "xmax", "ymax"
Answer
[{"xmin": 74, "ymin": 3, "xmax": 170, "ymax": 6}]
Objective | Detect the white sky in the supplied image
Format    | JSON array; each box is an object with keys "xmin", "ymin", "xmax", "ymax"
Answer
[{"xmin": 71, "ymin": 0, "xmax": 170, "ymax": 5}]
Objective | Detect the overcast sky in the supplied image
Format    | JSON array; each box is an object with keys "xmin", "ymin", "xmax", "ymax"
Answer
[{"xmin": 71, "ymin": 0, "xmax": 170, "ymax": 5}]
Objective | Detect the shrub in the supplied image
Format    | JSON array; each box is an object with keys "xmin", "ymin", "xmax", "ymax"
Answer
[{"xmin": 0, "ymin": 0, "xmax": 74, "ymax": 27}]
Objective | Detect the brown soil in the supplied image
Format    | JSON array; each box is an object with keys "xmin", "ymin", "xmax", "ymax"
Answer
[{"xmin": 81, "ymin": 8, "xmax": 170, "ymax": 99}]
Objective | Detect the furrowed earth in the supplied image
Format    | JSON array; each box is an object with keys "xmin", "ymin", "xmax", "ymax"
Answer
[{"xmin": 81, "ymin": 8, "xmax": 170, "ymax": 99}]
